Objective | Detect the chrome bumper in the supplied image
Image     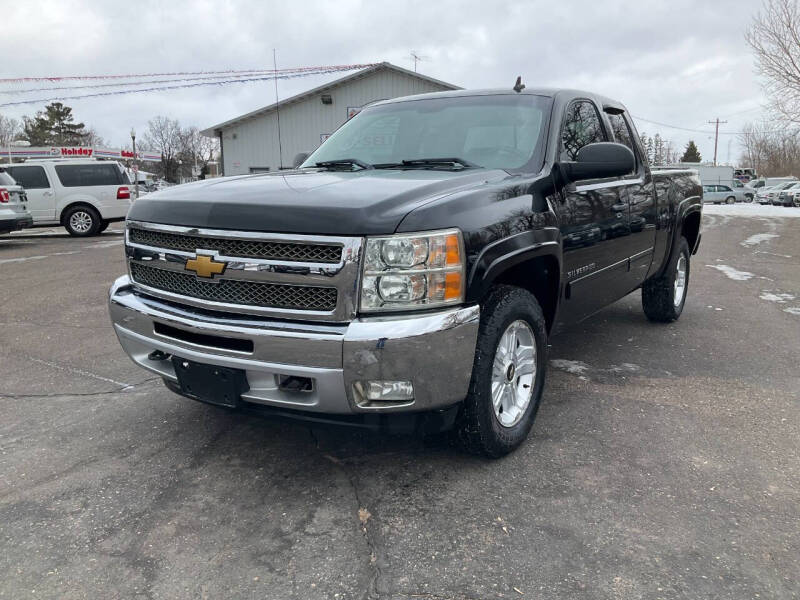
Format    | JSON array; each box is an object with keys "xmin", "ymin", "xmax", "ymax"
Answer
[{"xmin": 109, "ymin": 275, "xmax": 479, "ymax": 414}]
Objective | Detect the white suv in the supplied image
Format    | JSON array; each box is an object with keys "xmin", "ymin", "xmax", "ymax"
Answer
[{"xmin": 5, "ymin": 159, "xmax": 132, "ymax": 236}]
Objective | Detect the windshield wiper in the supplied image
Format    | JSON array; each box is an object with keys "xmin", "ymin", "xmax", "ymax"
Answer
[
  {"xmin": 315, "ymin": 158, "xmax": 373, "ymax": 171},
  {"xmin": 399, "ymin": 157, "xmax": 478, "ymax": 170}
]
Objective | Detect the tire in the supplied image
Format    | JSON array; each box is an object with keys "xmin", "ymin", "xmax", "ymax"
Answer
[
  {"xmin": 726, "ymin": 196, "xmax": 735, "ymax": 204},
  {"xmin": 744, "ymin": 193, "xmax": 754, "ymax": 203},
  {"xmin": 63, "ymin": 205, "xmax": 101, "ymax": 237},
  {"xmin": 455, "ymin": 285, "xmax": 548, "ymax": 458},
  {"xmin": 642, "ymin": 237, "xmax": 690, "ymax": 323},
  {"xmin": 97, "ymin": 220, "xmax": 110, "ymax": 233}
]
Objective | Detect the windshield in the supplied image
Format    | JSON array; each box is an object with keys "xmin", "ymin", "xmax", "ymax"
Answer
[{"xmin": 303, "ymin": 94, "xmax": 551, "ymax": 172}]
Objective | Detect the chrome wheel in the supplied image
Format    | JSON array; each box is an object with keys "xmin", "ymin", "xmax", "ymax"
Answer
[
  {"xmin": 674, "ymin": 254, "xmax": 687, "ymax": 308},
  {"xmin": 491, "ymin": 320, "xmax": 536, "ymax": 428},
  {"xmin": 69, "ymin": 210, "xmax": 93, "ymax": 233}
]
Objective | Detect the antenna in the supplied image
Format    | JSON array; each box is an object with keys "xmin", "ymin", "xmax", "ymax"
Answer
[
  {"xmin": 273, "ymin": 48, "xmax": 284, "ymax": 170},
  {"xmin": 409, "ymin": 51, "xmax": 429, "ymax": 73},
  {"xmin": 513, "ymin": 76, "xmax": 525, "ymax": 93}
]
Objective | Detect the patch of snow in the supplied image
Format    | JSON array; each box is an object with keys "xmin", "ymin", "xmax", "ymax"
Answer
[
  {"xmin": 784, "ymin": 307, "xmax": 800, "ymax": 316},
  {"xmin": 703, "ymin": 204, "xmax": 800, "ymax": 218},
  {"xmin": 741, "ymin": 233, "xmax": 779, "ymax": 247},
  {"xmin": 705, "ymin": 264, "xmax": 755, "ymax": 281},
  {"xmin": 550, "ymin": 359, "xmax": 590, "ymax": 375},
  {"xmin": 610, "ymin": 363, "xmax": 641, "ymax": 373},
  {"xmin": 760, "ymin": 292, "xmax": 796, "ymax": 304}
]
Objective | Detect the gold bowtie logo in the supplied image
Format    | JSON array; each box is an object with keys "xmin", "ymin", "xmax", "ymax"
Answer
[{"xmin": 185, "ymin": 254, "xmax": 226, "ymax": 278}]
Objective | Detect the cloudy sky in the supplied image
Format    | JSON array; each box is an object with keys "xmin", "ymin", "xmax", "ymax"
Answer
[{"xmin": 1, "ymin": 0, "xmax": 766, "ymax": 163}]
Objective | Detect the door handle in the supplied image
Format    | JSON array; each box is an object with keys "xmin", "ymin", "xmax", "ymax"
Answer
[
  {"xmin": 611, "ymin": 203, "xmax": 627, "ymax": 212},
  {"xmin": 43, "ymin": 191, "xmax": 54, "ymax": 196}
]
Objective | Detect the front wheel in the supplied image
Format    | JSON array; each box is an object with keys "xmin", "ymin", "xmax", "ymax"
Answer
[
  {"xmin": 455, "ymin": 285, "xmax": 548, "ymax": 458},
  {"xmin": 642, "ymin": 237, "xmax": 690, "ymax": 322},
  {"xmin": 726, "ymin": 196, "xmax": 735, "ymax": 204},
  {"xmin": 64, "ymin": 206, "xmax": 101, "ymax": 237}
]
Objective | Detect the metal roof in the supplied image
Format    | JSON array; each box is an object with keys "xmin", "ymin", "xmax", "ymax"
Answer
[{"xmin": 200, "ymin": 62, "xmax": 460, "ymax": 137}]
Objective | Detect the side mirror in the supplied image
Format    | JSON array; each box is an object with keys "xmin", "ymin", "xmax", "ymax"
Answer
[
  {"xmin": 558, "ymin": 142, "xmax": 635, "ymax": 183},
  {"xmin": 293, "ymin": 152, "xmax": 310, "ymax": 168}
]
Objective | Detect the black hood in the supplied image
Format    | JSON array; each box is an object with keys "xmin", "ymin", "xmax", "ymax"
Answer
[{"xmin": 127, "ymin": 168, "xmax": 507, "ymax": 235}]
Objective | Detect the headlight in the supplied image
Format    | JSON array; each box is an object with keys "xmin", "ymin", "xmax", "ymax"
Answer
[{"xmin": 360, "ymin": 229, "xmax": 465, "ymax": 312}]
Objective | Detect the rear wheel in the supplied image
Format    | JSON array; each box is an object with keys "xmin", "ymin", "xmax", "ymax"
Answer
[
  {"xmin": 97, "ymin": 220, "xmax": 110, "ymax": 233},
  {"xmin": 455, "ymin": 285, "xmax": 548, "ymax": 458},
  {"xmin": 726, "ymin": 196, "xmax": 735, "ymax": 204},
  {"xmin": 642, "ymin": 237, "xmax": 690, "ymax": 322},
  {"xmin": 64, "ymin": 205, "xmax": 101, "ymax": 237}
]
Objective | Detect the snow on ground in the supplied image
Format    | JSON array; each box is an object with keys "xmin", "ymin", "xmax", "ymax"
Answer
[
  {"xmin": 703, "ymin": 204, "xmax": 800, "ymax": 218},
  {"xmin": 784, "ymin": 307, "xmax": 800, "ymax": 315},
  {"xmin": 706, "ymin": 264, "xmax": 755, "ymax": 281},
  {"xmin": 760, "ymin": 292, "xmax": 796, "ymax": 304},
  {"xmin": 741, "ymin": 233, "xmax": 779, "ymax": 246}
]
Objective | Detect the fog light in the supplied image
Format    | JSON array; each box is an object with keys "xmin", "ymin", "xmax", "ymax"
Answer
[{"xmin": 353, "ymin": 380, "xmax": 414, "ymax": 404}]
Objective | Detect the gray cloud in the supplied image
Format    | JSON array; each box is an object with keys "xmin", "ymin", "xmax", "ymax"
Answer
[{"xmin": 1, "ymin": 0, "xmax": 765, "ymax": 163}]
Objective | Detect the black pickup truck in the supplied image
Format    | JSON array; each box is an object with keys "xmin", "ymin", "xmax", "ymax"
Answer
[{"xmin": 109, "ymin": 87, "xmax": 702, "ymax": 457}]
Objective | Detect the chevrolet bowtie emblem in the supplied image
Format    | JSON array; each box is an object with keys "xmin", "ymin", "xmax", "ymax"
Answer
[{"xmin": 185, "ymin": 254, "xmax": 226, "ymax": 278}]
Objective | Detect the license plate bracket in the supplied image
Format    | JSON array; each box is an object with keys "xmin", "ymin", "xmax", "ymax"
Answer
[{"xmin": 171, "ymin": 357, "xmax": 249, "ymax": 408}]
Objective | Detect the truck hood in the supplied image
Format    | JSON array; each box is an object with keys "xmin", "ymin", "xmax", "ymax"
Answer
[{"xmin": 127, "ymin": 168, "xmax": 507, "ymax": 235}]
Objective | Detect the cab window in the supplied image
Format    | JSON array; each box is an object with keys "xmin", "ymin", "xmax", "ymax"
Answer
[{"xmin": 560, "ymin": 100, "xmax": 607, "ymax": 162}]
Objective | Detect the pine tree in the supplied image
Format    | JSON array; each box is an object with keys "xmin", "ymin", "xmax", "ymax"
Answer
[
  {"xmin": 22, "ymin": 102, "xmax": 87, "ymax": 146},
  {"xmin": 681, "ymin": 140, "xmax": 702, "ymax": 163}
]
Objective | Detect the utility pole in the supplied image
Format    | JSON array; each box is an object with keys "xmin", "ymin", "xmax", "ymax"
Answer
[
  {"xmin": 708, "ymin": 118, "xmax": 727, "ymax": 166},
  {"xmin": 273, "ymin": 48, "xmax": 284, "ymax": 170}
]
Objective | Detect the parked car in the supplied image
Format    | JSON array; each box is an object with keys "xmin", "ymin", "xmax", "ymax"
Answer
[
  {"xmin": 776, "ymin": 182, "xmax": 800, "ymax": 206},
  {"xmin": 756, "ymin": 185, "xmax": 775, "ymax": 204},
  {"xmin": 766, "ymin": 181, "xmax": 799, "ymax": 205},
  {"xmin": 110, "ymin": 86, "xmax": 702, "ymax": 457},
  {"xmin": 731, "ymin": 179, "xmax": 754, "ymax": 201},
  {"xmin": 702, "ymin": 183, "xmax": 748, "ymax": 203},
  {"xmin": 5, "ymin": 159, "xmax": 132, "ymax": 236},
  {"xmin": 0, "ymin": 167, "xmax": 33, "ymax": 234}
]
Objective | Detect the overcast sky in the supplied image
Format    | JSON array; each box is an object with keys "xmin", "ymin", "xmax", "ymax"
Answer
[{"xmin": 1, "ymin": 0, "xmax": 766, "ymax": 163}]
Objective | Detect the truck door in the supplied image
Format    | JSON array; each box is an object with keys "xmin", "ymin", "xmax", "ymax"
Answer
[
  {"xmin": 557, "ymin": 99, "xmax": 632, "ymax": 323},
  {"xmin": 6, "ymin": 165, "xmax": 56, "ymax": 222},
  {"xmin": 605, "ymin": 110, "xmax": 657, "ymax": 289}
]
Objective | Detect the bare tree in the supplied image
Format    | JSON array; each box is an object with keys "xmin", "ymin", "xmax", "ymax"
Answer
[
  {"xmin": 746, "ymin": 0, "xmax": 800, "ymax": 123},
  {"xmin": 738, "ymin": 119, "xmax": 800, "ymax": 175},
  {"xmin": 83, "ymin": 127, "xmax": 106, "ymax": 148},
  {"xmin": 0, "ymin": 114, "xmax": 23, "ymax": 148},
  {"xmin": 144, "ymin": 116, "xmax": 182, "ymax": 182},
  {"xmin": 179, "ymin": 126, "xmax": 219, "ymax": 179}
]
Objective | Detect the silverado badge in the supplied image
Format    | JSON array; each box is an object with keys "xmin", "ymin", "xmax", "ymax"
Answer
[{"xmin": 185, "ymin": 255, "xmax": 226, "ymax": 279}]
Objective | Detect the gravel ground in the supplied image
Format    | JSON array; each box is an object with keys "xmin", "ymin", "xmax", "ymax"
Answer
[{"xmin": 0, "ymin": 212, "xmax": 798, "ymax": 600}]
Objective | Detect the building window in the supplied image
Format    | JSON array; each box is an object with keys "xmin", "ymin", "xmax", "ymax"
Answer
[{"xmin": 249, "ymin": 167, "xmax": 270, "ymax": 173}]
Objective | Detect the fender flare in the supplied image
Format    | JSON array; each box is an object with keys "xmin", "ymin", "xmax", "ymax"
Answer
[
  {"xmin": 466, "ymin": 227, "xmax": 562, "ymax": 303},
  {"xmin": 660, "ymin": 198, "xmax": 702, "ymax": 277}
]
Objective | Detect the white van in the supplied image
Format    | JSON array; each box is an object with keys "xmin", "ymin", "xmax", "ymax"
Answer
[{"xmin": 5, "ymin": 159, "xmax": 133, "ymax": 236}]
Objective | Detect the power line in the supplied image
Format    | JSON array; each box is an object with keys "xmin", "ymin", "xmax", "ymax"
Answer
[
  {"xmin": 0, "ymin": 64, "xmax": 378, "ymax": 84},
  {"xmin": 631, "ymin": 114, "xmax": 785, "ymax": 136},
  {"xmin": 0, "ymin": 65, "xmax": 375, "ymax": 108}
]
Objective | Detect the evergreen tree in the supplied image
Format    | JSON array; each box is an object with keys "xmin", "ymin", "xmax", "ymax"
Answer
[
  {"xmin": 22, "ymin": 102, "xmax": 87, "ymax": 145},
  {"xmin": 681, "ymin": 140, "xmax": 702, "ymax": 163}
]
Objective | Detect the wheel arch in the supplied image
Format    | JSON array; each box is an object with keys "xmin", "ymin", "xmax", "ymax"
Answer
[
  {"xmin": 59, "ymin": 201, "xmax": 100, "ymax": 226},
  {"xmin": 467, "ymin": 228, "xmax": 562, "ymax": 333}
]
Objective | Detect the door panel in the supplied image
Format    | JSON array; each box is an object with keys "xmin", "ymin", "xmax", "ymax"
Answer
[{"xmin": 557, "ymin": 99, "xmax": 631, "ymax": 324}]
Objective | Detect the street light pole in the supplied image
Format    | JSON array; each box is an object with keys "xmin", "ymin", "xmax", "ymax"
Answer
[{"xmin": 130, "ymin": 128, "xmax": 139, "ymax": 199}]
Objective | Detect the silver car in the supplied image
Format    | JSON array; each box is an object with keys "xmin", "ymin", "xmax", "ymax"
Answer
[
  {"xmin": 702, "ymin": 184, "xmax": 749, "ymax": 204},
  {"xmin": 0, "ymin": 167, "xmax": 33, "ymax": 235}
]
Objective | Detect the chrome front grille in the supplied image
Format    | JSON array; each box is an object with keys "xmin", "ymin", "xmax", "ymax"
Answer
[
  {"xmin": 125, "ymin": 221, "xmax": 362, "ymax": 321},
  {"xmin": 130, "ymin": 263, "xmax": 338, "ymax": 311},
  {"xmin": 128, "ymin": 226, "xmax": 343, "ymax": 263}
]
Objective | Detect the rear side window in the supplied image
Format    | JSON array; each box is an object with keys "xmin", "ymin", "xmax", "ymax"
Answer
[
  {"xmin": 55, "ymin": 164, "xmax": 123, "ymax": 187},
  {"xmin": 560, "ymin": 100, "xmax": 607, "ymax": 161},
  {"xmin": 5, "ymin": 165, "xmax": 50, "ymax": 189}
]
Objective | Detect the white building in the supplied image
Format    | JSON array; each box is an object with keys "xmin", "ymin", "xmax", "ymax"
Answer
[{"xmin": 200, "ymin": 62, "xmax": 459, "ymax": 176}]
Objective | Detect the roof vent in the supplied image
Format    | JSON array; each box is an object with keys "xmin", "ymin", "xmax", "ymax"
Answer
[{"xmin": 321, "ymin": 94, "xmax": 333, "ymax": 105}]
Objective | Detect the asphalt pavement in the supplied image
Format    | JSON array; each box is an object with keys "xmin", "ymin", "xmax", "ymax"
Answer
[{"xmin": 1, "ymin": 210, "xmax": 798, "ymax": 600}]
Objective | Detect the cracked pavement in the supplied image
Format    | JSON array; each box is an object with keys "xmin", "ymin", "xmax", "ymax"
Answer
[{"xmin": 1, "ymin": 215, "xmax": 798, "ymax": 599}]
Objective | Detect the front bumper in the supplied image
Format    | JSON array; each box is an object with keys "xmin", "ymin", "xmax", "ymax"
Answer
[{"xmin": 109, "ymin": 275, "xmax": 480, "ymax": 415}]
